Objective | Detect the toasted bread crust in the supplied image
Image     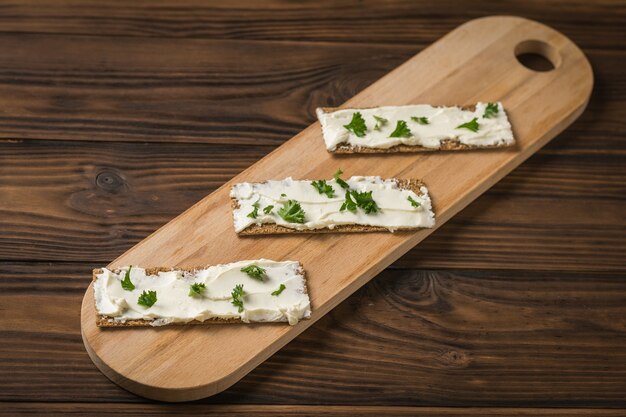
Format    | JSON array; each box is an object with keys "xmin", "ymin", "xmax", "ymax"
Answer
[
  {"xmin": 317, "ymin": 105, "xmax": 514, "ymax": 153},
  {"xmin": 93, "ymin": 265, "xmax": 308, "ymax": 327},
  {"xmin": 233, "ymin": 179, "xmax": 430, "ymax": 235},
  {"xmin": 332, "ymin": 139, "xmax": 514, "ymax": 153}
]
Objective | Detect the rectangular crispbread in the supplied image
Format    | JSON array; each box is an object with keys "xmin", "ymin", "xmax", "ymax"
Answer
[
  {"xmin": 233, "ymin": 178, "xmax": 429, "ymax": 235},
  {"xmin": 317, "ymin": 105, "xmax": 515, "ymax": 153},
  {"xmin": 93, "ymin": 265, "xmax": 308, "ymax": 327}
]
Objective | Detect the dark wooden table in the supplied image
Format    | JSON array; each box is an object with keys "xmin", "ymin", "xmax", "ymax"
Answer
[{"xmin": 1, "ymin": 1, "xmax": 625, "ymax": 416}]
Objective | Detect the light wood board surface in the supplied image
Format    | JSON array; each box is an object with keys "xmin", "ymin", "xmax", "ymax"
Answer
[{"xmin": 80, "ymin": 16, "xmax": 593, "ymax": 401}]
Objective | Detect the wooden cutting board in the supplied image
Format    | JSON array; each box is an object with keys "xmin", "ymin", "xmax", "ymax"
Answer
[{"xmin": 81, "ymin": 16, "xmax": 592, "ymax": 401}]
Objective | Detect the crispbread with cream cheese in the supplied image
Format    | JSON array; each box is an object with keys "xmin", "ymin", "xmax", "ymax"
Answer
[
  {"xmin": 232, "ymin": 178, "xmax": 433, "ymax": 235},
  {"xmin": 317, "ymin": 103, "xmax": 515, "ymax": 153},
  {"xmin": 93, "ymin": 263, "xmax": 309, "ymax": 327}
]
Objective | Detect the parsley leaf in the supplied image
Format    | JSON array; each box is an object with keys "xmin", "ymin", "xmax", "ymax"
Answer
[
  {"xmin": 340, "ymin": 190, "xmax": 357, "ymax": 213},
  {"xmin": 407, "ymin": 196, "xmax": 421, "ymax": 208},
  {"xmin": 340, "ymin": 190, "xmax": 379, "ymax": 214},
  {"xmin": 352, "ymin": 190, "xmax": 379, "ymax": 214},
  {"xmin": 241, "ymin": 264, "xmax": 267, "ymax": 281},
  {"xmin": 456, "ymin": 117, "xmax": 480, "ymax": 132},
  {"xmin": 137, "ymin": 290, "xmax": 157, "ymax": 307},
  {"xmin": 343, "ymin": 112, "xmax": 367, "ymax": 137},
  {"xmin": 272, "ymin": 283, "xmax": 286, "ymax": 296},
  {"xmin": 334, "ymin": 169, "xmax": 349, "ymax": 189},
  {"xmin": 389, "ymin": 120, "xmax": 412, "ymax": 138},
  {"xmin": 483, "ymin": 102, "xmax": 499, "ymax": 119},
  {"xmin": 278, "ymin": 200, "xmax": 305, "ymax": 223},
  {"xmin": 311, "ymin": 179, "xmax": 335, "ymax": 198},
  {"xmin": 231, "ymin": 284, "xmax": 245, "ymax": 313},
  {"xmin": 263, "ymin": 205, "xmax": 274, "ymax": 214},
  {"xmin": 247, "ymin": 199, "xmax": 260, "ymax": 219},
  {"xmin": 189, "ymin": 283, "xmax": 206, "ymax": 297},
  {"xmin": 121, "ymin": 266, "xmax": 135, "ymax": 291},
  {"xmin": 373, "ymin": 115, "xmax": 388, "ymax": 131},
  {"xmin": 280, "ymin": 193, "xmax": 287, "ymax": 198},
  {"xmin": 411, "ymin": 116, "xmax": 429, "ymax": 125}
]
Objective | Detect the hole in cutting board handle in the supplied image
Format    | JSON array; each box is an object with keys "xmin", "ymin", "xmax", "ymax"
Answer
[{"xmin": 515, "ymin": 40, "xmax": 560, "ymax": 72}]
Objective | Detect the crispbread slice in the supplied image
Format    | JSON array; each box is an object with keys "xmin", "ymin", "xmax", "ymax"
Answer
[
  {"xmin": 233, "ymin": 179, "xmax": 430, "ymax": 235},
  {"xmin": 317, "ymin": 105, "xmax": 515, "ymax": 153},
  {"xmin": 93, "ymin": 265, "xmax": 308, "ymax": 327}
]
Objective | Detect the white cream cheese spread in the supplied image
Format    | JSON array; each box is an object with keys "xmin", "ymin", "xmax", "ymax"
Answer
[
  {"xmin": 94, "ymin": 260, "xmax": 311, "ymax": 326},
  {"xmin": 316, "ymin": 102, "xmax": 514, "ymax": 151},
  {"xmin": 230, "ymin": 176, "xmax": 435, "ymax": 233}
]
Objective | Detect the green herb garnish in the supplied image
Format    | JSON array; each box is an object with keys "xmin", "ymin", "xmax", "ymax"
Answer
[
  {"xmin": 311, "ymin": 179, "xmax": 335, "ymax": 198},
  {"xmin": 263, "ymin": 205, "xmax": 274, "ymax": 214},
  {"xmin": 352, "ymin": 190, "xmax": 379, "ymax": 214},
  {"xmin": 389, "ymin": 120, "xmax": 412, "ymax": 138},
  {"xmin": 189, "ymin": 283, "xmax": 206, "ymax": 297},
  {"xmin": 278, "ymin": 200, "xmax": 305, "ymax": 223},
  {"xmin": 334, "ymin": 169, "xmax": 349, "ymax": 189},
  {"xmin": 280, "ymin": 193, "xmax": 287, "ymax": 198},
  {"xmin": 271, "ymin": 284, "xmax": 286, "ymax": 296},
  {"xmin": 456, "ymin": 117, "xmax": 480, "ymax": 132},
  {"xmin": 121, "ymin": 266, "xmax": 135, "ymax": 291},
  {"xmin": 340, "ymin": 190, "xmax": 357, "ymax": 213},
  {"xmin": 407, "ymin": 196, "xmax": 421, "ymax": 208},
  {"xmin": 373, "ymin": 115, "xmax": 388, "ymax": 131},
  {"xmin": 231, "ymin": 284, "xmax": 244, "ymax": 313},
  {"xmin": 411, "ymin": 116, "xmax": 429, "ymax": 125},
  {"xmin": 137, "ymin": 290, "xmax": 157, "ymax": 307},
  {"xmin": 241, "ymin": 264, "xmax": 267, "ymax": 281},
  {"xmin": 340, "ymin": 190, "xmax": 379, "ymax": 214},
  {"xmin": 343, "ymin": 112, "xmax": 367, "ymax": 137},
  {"xmin": 483, "ymin": 102, "xmax": 499, "ymax": 119},
  {"xmin": 247, "ymin": 199, "xmax": 260, "ymax": 219}
]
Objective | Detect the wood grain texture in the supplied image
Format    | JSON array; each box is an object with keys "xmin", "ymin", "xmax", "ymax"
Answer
[
  {"xmin": 2, "ymin": 263, "xmax": 626, "ymax": 405},
  {"xmin": 2, "ymin": 404, "xmax": 625, "ymax": 417},
  {"xmin": 0, "ymin": 0, "xmax": 623, "ymax": 51},
  {"xmin": 0, "ymin": 0, "xmax": 624, "ymax": 412},
  {"xmin": 0, "ymin": 35, "xmax": 409, "ymax": 143},
  {"xmin": 0, "ymin": 36, "xmax": 621, "ymax": 146},
  {"xmin": 78, "ymin": 17, "xmax": 594, "ymax": 401},
  {"xmin": 2, "ymin": 133, "xmax": 625, "ymax": 271}
]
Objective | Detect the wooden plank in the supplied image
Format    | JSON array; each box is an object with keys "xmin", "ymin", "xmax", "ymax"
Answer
[
  {"xmin": 2, "ymin": 263, "xmax": 625, "ymax": 405},
  {"xmin": 1, "ymin": 404, "xmax": 625, "ymax": 417},
  {"xmin": 0, "ymin": 34, "xmax": 410, "ymax": 143},
  {"xmin": 0, "ymin": 36, "xmax": 621, "ymax": 145},
  {"xmin": 1, "ymin": 137, "xmax": 625, "ymax": 271},
  {"xmin": 0, "ymin": 142, "xmax": 263, "ymax": 262},
  {"xmin": 0, "ymin": 0, "xmax": 623, "ymax": 51}
]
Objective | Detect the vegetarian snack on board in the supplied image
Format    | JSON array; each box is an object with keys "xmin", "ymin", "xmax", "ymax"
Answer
[
  {"xmin": 230, "ymin": 170, "xmax": 435, "ymax": 235},
  {"xmin": 93, "ymin": 260, "xmax": 310, "ymax": 327},
  {"xmin": 316, "ymin": 102, "xmax": 514, "ymax": 153}
]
